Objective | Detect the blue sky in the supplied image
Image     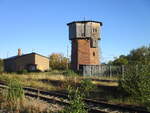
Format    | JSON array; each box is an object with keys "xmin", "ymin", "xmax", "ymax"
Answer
[{"xmin": 0, "ymin": 0, "xmax": 150, "ymax": 62}]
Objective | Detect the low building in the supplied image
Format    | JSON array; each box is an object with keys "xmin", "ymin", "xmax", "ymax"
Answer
[{"xmin": 4, "ymin": 49, "xmax": 49, "ymax": 72}]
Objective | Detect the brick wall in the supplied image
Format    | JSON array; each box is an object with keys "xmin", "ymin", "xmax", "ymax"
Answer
[{"xmin": 71, "ymin": 39, "xmax": 100, "ymax": 71}]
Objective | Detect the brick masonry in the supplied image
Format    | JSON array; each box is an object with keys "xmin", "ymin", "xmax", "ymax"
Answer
[{"xmin": 71, "ymin": 39, "xmax": 100, "ymax": 71}]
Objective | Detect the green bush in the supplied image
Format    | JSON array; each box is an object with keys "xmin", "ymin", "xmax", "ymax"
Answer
[
  {"xmin": 7, "ymin": 78, "xmax": 24, "ymax": 102},
  {"xmin": 62, "ymin": 79, "xmax": 95, "ymax": 113},
  {"xmin": 119, "ymin": 65, "xmax": 150, "ymax": 110},
  {"xmin": 0, "ymin": 59, "xmax": 3, "ymax": 73},
  {"xmin": 63, "ymin": 69, "xmax": 79, "ymax": 76},
  {"xmin": 17, "ymin": 69, "xmax": 28, "ymax": 74},
  {"xmin": 80, "ymin": 79, "xmax": 96, "ymax": 97},
  {"xmin": 62, "ymin": 86, "xmax": 87, "ymax": 113}
]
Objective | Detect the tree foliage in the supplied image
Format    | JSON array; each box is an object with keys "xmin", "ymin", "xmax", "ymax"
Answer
[
  {"xmin": 119, "ymin": 65, "xmax": 150, "ymax": 110},
  {"xmin": 110, "ymin": 45, "xmax": 150, "ymax": 65},
  {"xmin": 0, "ymin": 58, "xmax": 3, "ymax": 72},
  {"xmin": 49, "ymin": 53, "xmax": 69, "ymax": 70}
]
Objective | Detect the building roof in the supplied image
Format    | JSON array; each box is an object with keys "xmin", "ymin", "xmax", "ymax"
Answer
[
  {"xmin": 4, "ymin": 52, "xmax": 49, "ymax": 60},
  {"xmin": 67, "ymin": 20, "xmax": 103, "ymax": 26}
]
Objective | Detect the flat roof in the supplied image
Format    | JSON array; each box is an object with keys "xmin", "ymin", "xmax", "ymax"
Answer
[{"xmin": 67, "ymin": 20, "xmax": 103, "ymax": 26}]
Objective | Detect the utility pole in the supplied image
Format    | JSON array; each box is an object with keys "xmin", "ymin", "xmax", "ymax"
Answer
[{"xmin": 7, "ymin": 51, "xmax": 9, "ymax": 58}]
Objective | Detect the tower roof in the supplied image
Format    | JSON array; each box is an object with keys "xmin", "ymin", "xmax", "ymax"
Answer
[{"xmin": 67, "ymin": 20, "xmax": 103, "ymax": 26}]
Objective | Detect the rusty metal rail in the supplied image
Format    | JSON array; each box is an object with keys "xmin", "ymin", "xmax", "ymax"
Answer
[{"xmin": 0, "ymin": 81, "xmax": 149, "ymax": 113}]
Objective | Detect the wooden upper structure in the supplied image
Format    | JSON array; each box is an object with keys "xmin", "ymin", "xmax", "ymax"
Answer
[{"xmin": 67, "ymin": 20, "xmax": 102, "ymax": 40}]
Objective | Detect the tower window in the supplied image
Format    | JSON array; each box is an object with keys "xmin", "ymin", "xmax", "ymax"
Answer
[
  {"xmin": 93, "ymin": 52, "xmax": 95, "ymax": 56},
  {"xmin": 93, "ymin": 28, "xmax": 97, "ymax": 32}
]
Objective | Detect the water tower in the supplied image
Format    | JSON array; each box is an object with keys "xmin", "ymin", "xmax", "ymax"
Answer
[{"xmin": 67, "ymin": 21, "xmax": 103, "ymax": 75}]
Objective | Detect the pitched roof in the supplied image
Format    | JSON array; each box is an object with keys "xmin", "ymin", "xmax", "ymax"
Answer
[{"xmin": 4, "ymin": 52, "xmax": 49, "ymax": 60}]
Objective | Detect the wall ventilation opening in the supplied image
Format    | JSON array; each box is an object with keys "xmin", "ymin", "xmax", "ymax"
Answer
[{"xmin": 93, "ymin": 52, "xmax": 95, "ymax": 56}]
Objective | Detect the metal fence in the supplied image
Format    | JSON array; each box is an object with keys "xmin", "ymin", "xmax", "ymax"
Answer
[{"xmin": 79, "ymin": 64, "xmax": 125, "ymax": 76}]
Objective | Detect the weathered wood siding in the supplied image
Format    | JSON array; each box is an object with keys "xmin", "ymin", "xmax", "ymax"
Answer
[{"xmin": 68, "ymin": 22, "xmax": 101, "ymax": 40}]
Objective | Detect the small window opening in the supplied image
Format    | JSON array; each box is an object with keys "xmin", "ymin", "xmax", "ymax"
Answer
[
  {"xmin": 93, "ymin": 28, "xmax": 97, "ymax": 32},
  {"xmin": 93, "ymin": 52, "xmax": 95, "ymax": 56}
]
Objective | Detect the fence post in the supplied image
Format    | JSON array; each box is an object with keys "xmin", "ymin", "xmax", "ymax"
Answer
[
  {"xmin": 109, "ymin": 65, "xmax": 112, "ymax": 78},
  {"xmin": 136, "ymin": 64, "xmax": 138, "ymax": 76},
  {"xmin": 122, "ymin": 65, "xmax": 125, "ymax": 79},
  {"xmin": 37, "ymin": 89, "xmax": 39, "ymax": 99}
]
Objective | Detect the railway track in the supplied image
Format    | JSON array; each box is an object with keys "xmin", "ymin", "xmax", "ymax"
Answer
[{"xmin": 0, "ymin": 81, "xmax": 149, "ymax": 113}]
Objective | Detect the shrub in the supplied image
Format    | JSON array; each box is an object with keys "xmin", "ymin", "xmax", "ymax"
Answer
[
  {"xmin": 7, "ymin": 78, "xmax": 24, "ymax": 102},
  {"xmin": 119, "ymin": 65, "xmax": 150, "ymax": 110},
  {"xmin": 62, "ymin": 86, "xmax": 87, "ymax": 113},
  {"xmin": 62, "ymin": 78, "xmax": 95, "ymax": 113},
  {"xmin": 63, "ymin": 69, "xmax": 78, "ymax": 76},
  {"xmin": 17, "ymin": 69, "xmax": 28, "ymax": 74},
  {"xmin": 80, "ymin": 79, "xmax": 96, "ymax": 97},
  {"xmin": 0, "ymin": 59, "xmax": 3, "ymax": 73}
]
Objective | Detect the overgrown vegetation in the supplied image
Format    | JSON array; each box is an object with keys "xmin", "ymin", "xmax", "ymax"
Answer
[
  {"xmin": 49, "ymin": 53, "xmax": 69, "ymax": 70},
  {"xmin": 119, "ymin": 65, "xmax": 150, "ymax": 110},
  {"xmin": 0, "ymin": 78, "xmax": 25, "ymax": 112},
  {"xmin": 0, "ymin": 58, "xmax": 3, "ymax": 73},
  {"xmin": 62, "ymin": 79, "xmax": 95, "ymax": 113},
  {"xmin": 17, "ymin": 69, "xmax": 28, "ymax": 74},
  {"xmin": 63, "ymin": 69, "xmax": 79, "ymax": 76},
  {"xmin": 0, "ymin": 90, "xmax": 57, "ymax": 113},
  {"xmin": 109, "ymin": 45, "xmax": 150, "ymax": 65},
  {"xmin": 1, "ymin": 67, "xmax": 149, "ymax": 112},
  {"xmin": 0, "ymin": 76, "xmax": 62, "ymax": 113},
  {"xmin": 7, "ymin": 78, "xmax": 24, "ymax": 101},
  {"xmin": 62, "ymin": 86, "xmax": 87, "ymax": 113}
]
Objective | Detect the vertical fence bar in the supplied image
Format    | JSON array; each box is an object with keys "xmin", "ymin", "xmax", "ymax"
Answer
[
  {"xmin": 109, "ymin": 65, "xmax": 112, "ymax": 78},
  {"xmin": 122, "ymin": 65, "xmax": 125, "ymax": 79},
  {"xmin": 37, "ymin": 89, "xmax": 40, "ymax": 99}
]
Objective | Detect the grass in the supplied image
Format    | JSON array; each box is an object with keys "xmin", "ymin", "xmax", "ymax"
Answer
[
  {"xmin": 92, "ymin": 81, "xmax": 118, "ymax": 86},
  {"xmin": 0, "ymin": 72, "xmax": 83, "ymax": 91},
  {"xmin": 87, "ymin": 75, "xmax": 119, "ymax": 80},
  {"xmin": 0, "ymin": 88, "xmax": 63, "ymax": 113},
  {"xmin": 0, "ymin": 71, "xmax": 145, "ymax": 109}
]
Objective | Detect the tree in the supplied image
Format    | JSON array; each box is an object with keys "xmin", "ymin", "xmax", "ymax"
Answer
[
  {"xmin": 109, "ymin": 45, "xmax": 150, "ymax": 65},
  {"xmin": 0, "ymin": 59, "xmax": 3, "ymax": 72},
  {"xmin": 49, "ymin": 53, "xmax": 69, "ymax": 70},
  {"xmin": 128, "ymin": 46, "xmax": 150, "ymax": 65},
  {"xmin": 119, "ymin": 65, "xmax": 150, "ymax": 110},
  {"xmin": 113, "ymin": 57, "xmax": 128, "ymax": 65}
]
